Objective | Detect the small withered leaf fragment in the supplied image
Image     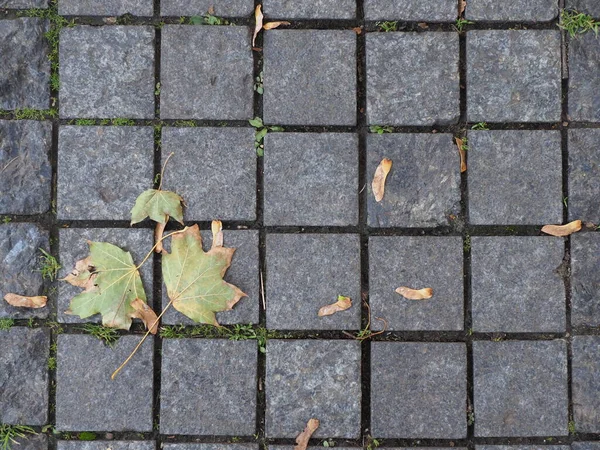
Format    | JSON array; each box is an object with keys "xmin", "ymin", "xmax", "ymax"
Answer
[
  {"xmin": 318, "ymin": 295, "xmax": 352, "ymax": 317},
  {"xmin": 4, "ymin": 293, "xmax": 47, "ymax": 309},
  {"xmin": 130, "ymin": 298, "xmax": 159, "ymax": 335},
  {"xmin": 252, "ymin": 5, "xmax": 264, "ymax": 47},
  {"xmin": 294, "ymin": 418, "xmax": 320, "ymax": 450},
  {"xmin": 154, "ymin": 220, "xmax": 167, "ymax": 254},
  {"xmin": 263, "ymin": 21, "xmax": 291, "ymax": 30},
  {"xmin": 395, "ymin": 286, "xmax": 434, "ymax": 300},
  {"xmin": 454, "ymin": 137, "xmax": 467, "ymax": 173},
  {"xmin": 541, "ymin": 220, "xmax": 582, "ymax": 237},
  {"xmin": 372, "ymin": 158, "xmax": 392, "ymax": 202},
  {"xmin": 211, "ymin": 219, "xmax": 223, "ymax": 249},
  {"xmin": 352, "ymin": 26, "xmax": 363, "ymax": 34},
  {"xmin": 459, "ymin": 0, "xmax": 467, "ymax": 16}
]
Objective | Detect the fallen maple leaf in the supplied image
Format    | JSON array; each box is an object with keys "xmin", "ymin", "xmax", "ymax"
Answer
[
  {"xmin": 454, "ymin": 137, "xmax": 467, "ymax": 173},
  {"xmin": 4, "ymin": 293, "xmax": 47, "ymax": 309},
  {"xmin": 130, "ymin": 298, "xmax": 159, "ymax": 335},
  {"xmin": 318, "ymin": 295, "xmax": 352, "ymax": 317},
  {"xmin": 130, "ymin": 190, "xmax": 183, "ymax": 225},
  {"xmin": 162, "ymin": 224, "xmax": 246, "ymax": 325},
  {"xmin": 372, "ymin": 158, "xmax": 392, "ymax": 202},
  {"xmin": 541, "ymin": 220, "xmax": 582, "ymax": 237},
  {"xmin": 263, "ymin": 21, "xmax": 290, "ymax": 30},
  {"xmin": 395, "ymin": 286, "xmax": 434, "ymax": 300},
  {"xmin": 294, "ymin": 418, "xmax": 320, "ymax": 450},
  {"xmin": 252, "ymin": 5, "xmax": 263, "ymax": 47}
]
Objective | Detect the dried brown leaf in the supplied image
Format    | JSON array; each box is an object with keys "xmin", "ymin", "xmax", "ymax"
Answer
[
  {"xmin": 103, "ymin": 16, "xmax": 117, "ymax": 24},
  {"xmin": 253, "ymin": 4, "xmax": 263, "ymax": 47},
  {"xmin": 541, "ymin": 220, "xmax": 582, "ymax": 237},
  {"xmin": 211, "ymin": 219, "xmax": 223, "ymax": 249},
  {"xmin": 130, "ymin": 298, "xmax": 159, "ymax": 334},
  {"xmin": 62, "ymin": 255, "xmax": 94, "ymax": 288},
  {"xmin": 372, "ymin": 157, "xmax": 392, "ymax": 202},
  {"xmin": 154, "ymin": 220, "xmax": 166, "ymax": 254},
  {"xmin": 352, "ymin": 26, "xmax": 363, "ymax": 34},
  {"xmin": 294, "ymin": 418, "xmax": 320, "ymax": 450},
  {"xmin": 207, "ymin": 5, "xmax": 215, "ymax": 14},
  {"xmin": 459, "ymin": 0, "xmax": 467, "ymax": 16},
  {"xmin": 318, "ymin": 295, "xmax": 352, "ymax": 317},
  {"xmin": 395, "ymin": 286, "xmax": 434, "ymax": 300},
  {"xmin": 455, "ymin": 137, "xmax": 467, "ymax": 173},
  {"xmin": 263, "ymin": 21, "xmax": 291, "ymax": 30},
  {"xmin": 417, "ymin": 22, "xmax": 429, "ymax": 29},
  {"xmin": 4, "ymin": 293, "xmax": 47, "ymax": 309}
]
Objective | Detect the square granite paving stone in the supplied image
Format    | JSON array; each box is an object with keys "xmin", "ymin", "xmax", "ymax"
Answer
[
  {"xmin": 371, "ymin": 342, "xmax": 467, "ymax": 438},
  {"xmin": 264, "ymin": 133, "xmax": 358, "ymax": 226},
  {"xmin": 473, "ymin": 340, "xmax": 569, "ymax": 437},
  {"xmin": 572, "ymin": 335, "xmax": 600, "ymax": 433},
  {"xmin": 467, "ymin": 30, "xmax": 562, "ymax": 122},
  {"xmin": 0, "ymin": 327, "xmax": 49, "ymax": 425},
  {"xmin": 161, "ymin": 229, "xmax": 259, "ymax": 325},
  {"xmin": 160, "ymin": 26, "xmax": 253, "ymax": 120},
  {"xmin": 266, "ymin": 234, "xmax": 361, "ymax": 330},
  {"xmin": 59, "ymin": 26, "xmax": 155, "ymax": 119},
  {"xmin": 468, "ymin": 130, "xmax": 563, "ymax": 225},
  {"xmin": 9, "ymin": 434, "xmax": 47, "ymax": 450},
  {"xmin": 568, "ymin": 129, "xmax": 600, "ymax": 223},
  {"xmin": 571, "ymin": 233, "xmax": 600, "ymax": 327},
  {"xmin": 0, "ymin": 0, "xmax": 47, "ymax": 7},
  {"xmin": 164, "ymin": 445, "xmax": 256, "ymax": 450},
  {"xmin": 0, "ymin": 18, "xmax": 50, "ymax": 110},
  {"xmin": 59, "ymin": 442, "xmax": 155, "ymax": 450},
  {"xmin": 57, "ymin": 228, "xmax": 154, "ymax": 324},
  {"xmin": 161, "ymin": 0, "xmax": 253, "ymax": 16},
  {"xmin": 263, "ymin": 0, "xmax": 355, "ymax": 19},
  {"xmin": 0, "ymin": 224, "xmax": 49, "ymax": 319},
  {"xmin": 465, "ymin": 0, "xmax": 558, "ymax": 21},
  {"xmin": 366, "ymin": 33, "xmax": 459, "ymax": 126},
  {"xmin": 471, "ymin": 237, "xmax": 566, "ymax": 333},
  {"xmin": 160, "ymin": 127, "xmax": 256, "ymax": 221},
  {"xmin": 0, "ymin": 120, "xmax": 51, "ymax": 215},
  {"xmin": 266, "ymin": 340, "xmax": 361, "ymax": 438},
  {"xmin": 56, "ymin": 334, "xmax": 154, "ymax": 431},
  {"xmin": 263, "ymin": 30, "xmax": 356, "ymax": 126},
  {"xmin": 567, "ymin": 0, "xmax": 600, "ymax": 16},
  {"xmin": 573, "ymin": 444, "xmax": 600, "ymax": 450},
  {"xmin": 57, "ymin": 126, "xmax": 154, "ymax": 221},
  {"xmin": 568, "ymin": 32, "xmax": 600, "ymax": 122},
  {"xmin": 366, "ymin": 133, "xmax": 461, "ymax": 228},
  {"xmin": 369, "ymin": 236, "xmax": 463, "ymax": 331},
  {"xmin": 160, "ymin": 339, "xmax": 257, "ymax": 435},
  {"xmin": 59, "ymin": 0, "xmax": 154, "ymax": 16},
  {"xmin": 477, "ymin": 446, "xmax": 570, "ymax": 450},
  {"xmin": 364, "ymin": 0, "xmax": 456, "ymax": 21}
]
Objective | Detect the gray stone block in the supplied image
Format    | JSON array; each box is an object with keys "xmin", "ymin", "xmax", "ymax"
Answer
[
  {"xmin": 0, "ymin": 224, "xmax": 49, "ymax": 319},
  {"xmin": 572, "ymin": 335, "xmax": 600, "ymax": 433},
  {"xmin": 56, "ymin": 334, "xmax": 154, "ymax": 431},
  {"xmin": 573, "ymin": 444, "xmax": 600, "ymax": 450},
  {"xmin": 371, "ymin": 342, "xmax": 467, "ymax": 438},
  {"xmin": 568, "ymin": 32, "xmax": 600, "ymax": 121},
  {"xmin": 263, "ymin": 30, "xmax": 356, "ymax": 126},
  {"xmin": 364, "ymin": 0, "xmax": 456, "ymax": 21},
  {"xmin": 473, "ymin": 340, "xmax": 568, "ymax": 437},
  {"xmin": 369, "ymin": 236, "xmax": 464, "ymax": 331},
  {"xmin": 162, "ymin": 229, "xmax": 259, "ymax": 325},
  {"xmin": 59, "ymin": 26, "xmax": 155, "ymax": 119},
  {"xmin": 161, "ymin": 0, "xmax": 253, "ymax": 16},
  {"xmin": 471, "ymin": 237, "xmax": 566, "ymax": 333},
  {"xmin": 0, "ymin": 0, "xmax": 47, "ymax": 7},
  {"xmin": 59, "ymin": 442, "xmax": 154, "ymax": 450},
  {"xmin": 569, "ymin": 129, "xmax": 600, "ymax": 223},
  {"xmin": 366, "ymin": 133, "xmax": 461, "ymax": 227},
  {"xmin": 58, "ymin": 228, "xmax": 154, "ymax": 324},
  {"xmin": 0, "ymin": 18, "xmax": 50, "ymax": 110},
  {"xmin": 165, "ymin": 444, "xmax": 255, "ymax": 450},
  {"xmin": 366, "ymin": 33, "xmax": 459, "ymax": 126},
  {"xmin": 0, "ymin": 327, "xmax": 49, "ymax": 425},
  {"xmin": 0, "ymin": 120, "xmax": 51, "ymax": 215},
  {"xmin": 571, "ymin": 233, "xmax": 600, "ymax": 327},
  {"xmin": 264, "ymin": 133, "xmax": 359, "ymax": 226},
  {"xmin": 467, "ymin": 30, "xmax": 561, "ymax": 122},
  {"xmin": 59, "ymin": 1, "xmax": 153, "ymax": 16},
  {"xmin": 266, "ymin": 234, "xmax": 361, "ymax": 330},
  {"xmin": 160, "ymin": 26, "xmax": 253, "ymax": 120},
  {"xmin": 468, "ymin": 130, "xmax": 563, "ymax": 225},
  {"xmin": 263, "ymin": 0, "xmax": 355, "ymax": 19},
  {"xmin": 465, "ymin": 0, "xmax": 558, "ymax": 21},
  {"xmin": 567, "ymin": 0, "xmax": 600, "ymax": 16},
  {"xmin": 161, "ymin": 339, "xmax": 256, "ymax": 435},
  {"xmin": 57, "ymin": 126, "xmax": 154, "ymax": 220},
  {"xmin": 477, "ymin": 446, "xmax": 569, "ymax": 450},
  {"xmin": 160, "ymin": 127, "xmax": 256, "ymax": 221},
  {"xmin": 8, "ymin": 434, "xmax": 47, "ymax": 450},
  {"xmin": 266, "ymin": 340, "xmax": 361, "ymax": 438}
]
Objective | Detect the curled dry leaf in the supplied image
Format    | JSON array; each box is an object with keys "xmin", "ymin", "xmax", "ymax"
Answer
[
  {"xmin": 154, "ymin": 220, "xmax": 167, "ymax": 254},
  {"xmin": 211, "ymin": 219, "xmax": 223, "ymax": 249},
  {"xmin": 459, "ymin": 0, "xmax": 467, "ymax": 16},
  {"xmin": 541, "ymin": 220, "xmax": 582, "ymax": 237},
  {"xmin": 372, "ymin": 158, "xmax": 392, "ymax": 202},
  {"xmin": 130, "ymin": 298, "xmax": 159, "ymax": 335},
  {"xmin": 253, "ymin": 5, "xmax": 263, "ymax": 47},
  {"xmin": 454, "ymin": 137, "xmax": 467, "ymax": 173},
  {"xmin": 294, "ymin": 418, "xmax": 320, "ymax": 450},
  {"xmin": 318, "ymin": 295, "xmax": 352, "ymax": 317},
  {"xmin": 4, "ymin": 293, "xmax": 47, "ymax": 309},
  {"xmin": 263, "ymin": 21, "xmax": 291, "ymax": 30},
  {"xmin": 395, "ymin": 286, "xmax": 434, "ymax": 300},
  {"xmin": 352, "ymin": 26, "xmax": 363, "ymax": 34}
]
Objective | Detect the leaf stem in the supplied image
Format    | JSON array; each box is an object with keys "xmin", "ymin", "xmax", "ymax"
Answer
[
  {"xmin": 136, "ymin": 227, "xmax": 187, "ymax": 270},
  {"xmin": 158, "ymin": 152, "xmax": 175, "ymax": 191}
]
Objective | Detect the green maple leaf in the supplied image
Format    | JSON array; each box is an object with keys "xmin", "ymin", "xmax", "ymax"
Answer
[
  {"xmin": 162, "ymin": 225, "xmax": 246, "ymax": 325},
  {"xmin": 130, "ymin": 189, "xmax": 184, "ymax": 225},
  {"xmin": 64, "ymin": 241, "xmax": 149, "ymax": 330}
]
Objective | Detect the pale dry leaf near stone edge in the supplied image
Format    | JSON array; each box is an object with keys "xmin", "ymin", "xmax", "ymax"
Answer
[
  {"xmin": 263, "ymin": 21, "xmax": 291, "ymax": 30},
  {"xmin": 395, "ymin": 286, "xmax": 434, "ymax": 300},
  {"xmin": 130, "ymin": 299, "xmax": 159, "ymax": 335},
  {"xmin": 4, "ymin": 293, "xmax": 47, "ymax": 309},
  {"xmin": 294, "ymin": 418, "xmax": 320, "ymax": 450},
  {"xmin": 318, "ymin": 295, "xmax": 352, "ymax": 317},
  {"xmin": 541, "ymin": 220, "xmax": 582, "ymax": 237},
  {"xmin": 211, "ymin": 219, "xmax": 223, "ymax": 249},
  {"xmin": 459, "ymin": 0, "xmax": 467, "ymax": 16},
  {"xmin": 372, "ymin": 158, "xmax": 392, "ymax": 202},
  {"xmin": 454, "ymin": 137, "xmax": 467, "ymax": 173},
  {"xmin": 253, "ymin": 5, "xmax": 263, "ymax": 47}
]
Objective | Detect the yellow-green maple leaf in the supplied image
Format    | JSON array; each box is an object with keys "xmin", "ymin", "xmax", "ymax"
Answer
[{"xmin": 130, "ymin": 189, "xmax": 184, "ymax": 225}]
